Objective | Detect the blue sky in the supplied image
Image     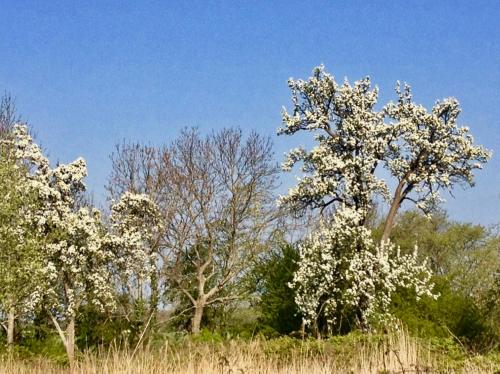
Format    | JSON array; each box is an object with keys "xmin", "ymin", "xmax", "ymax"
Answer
[{"xmin": 1, "ymin": 1, "xmax": 498, "ymax": 224}]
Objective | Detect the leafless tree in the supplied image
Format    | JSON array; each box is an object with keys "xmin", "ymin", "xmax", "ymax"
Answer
[
  {"xmin": 160, "ymin": 128, "xmax": 278, "ymax": 333},
  {"xmin": 0, "ymin": 93, "xmax": 21, "ymax": 139},
  {"xmin": 107, "ymin": 128, "xmax": 279, "ymax": 333},
  {"xmin": 107, "ymin": 141, "xmax": 159, "ymax": 199}
]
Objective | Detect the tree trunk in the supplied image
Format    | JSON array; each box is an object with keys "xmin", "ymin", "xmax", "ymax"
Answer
[
  {"xmin": 313, "ymin": 320, "xmax": 321, "ymax": 340},
  {"xmin": 191, "ymin": 302, "xmax": 205, "ymax": 334},
  {"xmin": 66, "ymin": 317, "xmax": 75, "ymax": 368},
  {"xmin": 49, "ymin": 312, "xmax": 76, "ymax": 368},
  {"xmin": 65, "ymin": 317, "xmax": 75, "ymax": 368},
  {"xmin": 381, "ymin": 181, "xmax": 404, "ymax": 243},
  {"xmin": 356, "ymin": 308, "xmax": 368, "ymax": 332},
  {"xmin": 7, "ymin": 308, "xmax": 15, "ymax": 346},
  {"xmin": 149, "ymin": 269, "xmax": 159, "ymax": 324}
]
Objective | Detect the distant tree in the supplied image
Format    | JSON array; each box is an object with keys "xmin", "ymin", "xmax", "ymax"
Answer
[
  {"xmin": 387, "ymin": 210, "xmax": 500, "ymax": 350},
  {"xmin": 387, "ymin": 211, "xmax": 498, "ymax": 284},
  {"xmin": 107, "ymin": 141, "xmax": 159, "ymax": 199},
  {"xmin": 0, "ymin": 93, "xmax": 20, "ymax": 138}
]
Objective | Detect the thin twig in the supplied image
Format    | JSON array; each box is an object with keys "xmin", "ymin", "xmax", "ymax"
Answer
[{"xmin": 131, "ymin": 312, "xmax": 154, "ymax": 358}]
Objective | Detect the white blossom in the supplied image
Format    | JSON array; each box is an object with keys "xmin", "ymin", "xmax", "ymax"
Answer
[
  {"xmin": 291, "ymin": 207, "xmax": 437, "ymax": 330},
  {"xmin": 383, "ymin": 83, "xmax": 491, "ymax": 216},
  {"xmin": 1, "ymin": 124, "xmax": 157, "ymax": 322},
  {"xmin": 278, "ymin": 65, "xmax": 391, "ymax": 217},
  {"xmin": 105, "ymin": 191, "xmax": 161, "ymax": 281}
]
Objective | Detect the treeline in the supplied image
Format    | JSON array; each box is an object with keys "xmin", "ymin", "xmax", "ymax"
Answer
[
  {"xmin": 0, "ymin": 96, "xmax": 284, "ymax": 366},
  {"xmin": 0, "ymin": 65, "xmax": 498, "ymax": 367}
]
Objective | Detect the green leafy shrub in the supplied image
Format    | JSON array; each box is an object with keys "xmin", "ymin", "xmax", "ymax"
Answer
[{"xmin": 252, "ymin": 242, "xmax": 303, "ymax": 335}]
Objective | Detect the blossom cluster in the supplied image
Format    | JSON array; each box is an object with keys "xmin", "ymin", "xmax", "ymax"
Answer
[
  {"xmin": 106, "ymin": 191, "xmax": 161, "ymax": 280},
  {"xmin": 2, "ymin": 124, "xmax": 158, "ymax": 320},
  {"xmin": 291, "ymin": 207, "xmax": 437, "ymax": 330},
  {"xmin": 384, "ymin": 83, "xmax": 491, "ymax": 213},
  {"xmin": 278, "ymin": 65, "xmax": 391, "ymax": 216}
]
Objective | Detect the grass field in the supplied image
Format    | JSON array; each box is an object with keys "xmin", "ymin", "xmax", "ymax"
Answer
[{"xmin": 1, "ymin": 329, "xmax": 498, "ymax": 373}]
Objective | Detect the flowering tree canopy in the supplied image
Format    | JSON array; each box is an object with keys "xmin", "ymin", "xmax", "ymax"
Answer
[
  {"xmin": 292, "ymin": 207, "xmax": 435, "ymax": 331},
  {"xmin": 0, "ymin": 129, "xmax": 46, "ymax": 344},
  {"xmin": 279, "ymin": 66, "xmax": 490, "ymax": 226},
  {"xmin": 279, "ymin": 66, "xmax": 389, "ymax": 220},
  {"xmin": 382, "ymin": 83, "xmax": 491, "ymax": 240},
  {"xmin": 2, "ymin": 125, "xmax": 109, "ymax": 362},
  {"xmin": 280, "ymin": 66, "xmax": 490, "ymax": 332},
  {"xmin": 106, "ymin": 191, "xmax": 162, "ymax": 294},
  {"xmin": 1, "ymin": 124, "xmax": 158, "ymax": 364}
]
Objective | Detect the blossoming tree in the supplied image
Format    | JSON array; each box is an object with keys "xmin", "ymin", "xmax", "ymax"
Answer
[
  {"xmin": 0, "ymin": 127, "xmax": 45, "ymax": 346},
  {"xmin": 105, "ymin": 191, "xmax": 162, "ymax": 321},
  {"xmin": 2, "ymin": 125, "xmax": 109, "ymax": 363},
  {"xmin": 280, "ymin": 66, "xmax": 490, "ymax": 333},
  {"xmin": 3, "ymin": 124, "xmax": 158, "ymax": 365},
  {"xmin": 106, "ymin": 143, "xmax": 165, "ymax": 323}
]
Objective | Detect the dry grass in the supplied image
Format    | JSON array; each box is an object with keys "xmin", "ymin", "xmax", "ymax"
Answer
[{"xmin": 0, "ymin": 329, "xmax": 497, "ymax": 373}]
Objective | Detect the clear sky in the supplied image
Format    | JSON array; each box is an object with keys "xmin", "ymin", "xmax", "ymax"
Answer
[{"xmin": 1, "ymin": 1, "xmax": 498, "ymax": 224}]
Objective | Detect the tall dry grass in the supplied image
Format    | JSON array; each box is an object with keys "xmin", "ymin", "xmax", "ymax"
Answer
[{"xmin": 0, "ymin": 329, "xmax": 497, "ymax": 373}]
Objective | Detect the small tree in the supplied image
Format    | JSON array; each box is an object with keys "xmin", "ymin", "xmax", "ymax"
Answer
[
  {"xmin": 252, "ymin": 240, "xmax": 302, "ymax": 335},
  {"xmin": 107, "ymin": 142, "xmax": 165, "ymax": 322},
  {"xmin": 105, "ymin": 191, "xmax": 162, "ymax": 324},
  {"xmin": 5, "ymin": 124, "xmax": 155, "ymax": 365}
]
